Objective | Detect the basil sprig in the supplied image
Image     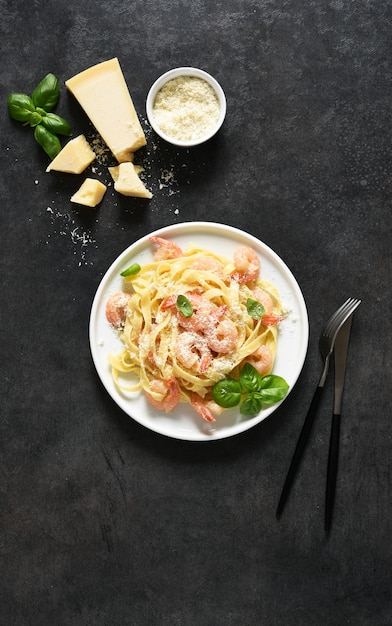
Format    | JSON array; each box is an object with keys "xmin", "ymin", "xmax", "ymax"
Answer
[
  {"xmin": 7, "ymin": 73, "xmax": 72, "ymax": 159},
  {"xmin": 212, "ymin": 362, "xmax": 289, "ymax": 415}
]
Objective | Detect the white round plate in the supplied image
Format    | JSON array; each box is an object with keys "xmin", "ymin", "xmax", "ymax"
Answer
[{"xmin": 89, "ymin": 222, "xmax": 309, "ymax": 441}]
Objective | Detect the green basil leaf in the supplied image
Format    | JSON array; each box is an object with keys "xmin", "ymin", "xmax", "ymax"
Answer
[
  {"xmin": 120, "ymin": 263, "xmax": 141, "ymax": 277},
  {"xmin": 247, "ymin": 297, "xmax": 265, "ymax": 320},
  {"xmin": 240, "ymin": 362, "xmax": 263, "ymax": 392},
  {"xmin": 177, "ymin": 294, "xmax": 193, "ymax": 318},
  {"xmin": 7, "ymin": 93, "xmax": 36, "ymax": 122},
  {"xmin": 34, "ymin": 124, "xmax": 61, "ymax": 160},
  {"xmin": 32, "ymin": 73, "xmax": 59, "ymax": 111},
  {"xmin": 256, "ymin": 388, "xmax": 288, "ymax": 404},
  {"xmin": 211, "ymin": 378, "xmax": 242, "ymax": 408},
  {"xmin": 240, "ymin": 394, "xmax": 262, "ymax": 415},
  {"xmin": 257, "ymin": 374, "xmax": 289, "ymax": 391},
  {"xmin": 40, "ymin": 113, "xmax": 72, "ymax": 136},
  {"xmin": 255, "ymin": 375, "xmax": 289, "ymax": 404}
]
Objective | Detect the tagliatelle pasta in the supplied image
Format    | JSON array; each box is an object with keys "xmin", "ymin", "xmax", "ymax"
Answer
[{"xmin": 106, "ymin": 237, "xmax": 285, "ymax": 423}]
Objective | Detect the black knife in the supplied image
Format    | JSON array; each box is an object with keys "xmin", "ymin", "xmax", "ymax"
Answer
[{"xmin": 325, "ymin": 312, "xmax": 357, "ymax": 533}]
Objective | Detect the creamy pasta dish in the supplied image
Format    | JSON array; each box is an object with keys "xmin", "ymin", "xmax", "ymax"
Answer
[{"xmin": 105, "ymin": 236, "xmax": 287, "ymax": 423}]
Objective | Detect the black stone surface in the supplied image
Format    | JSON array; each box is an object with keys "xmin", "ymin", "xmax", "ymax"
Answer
[{"xmin": 1, "ymin": 1, "xmax": 391, "ymax": 624}]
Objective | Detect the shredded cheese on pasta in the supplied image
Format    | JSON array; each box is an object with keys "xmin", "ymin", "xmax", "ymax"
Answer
[{"xmin": 107, "ymin": 240, "xmax": 284, "ymax": 422}]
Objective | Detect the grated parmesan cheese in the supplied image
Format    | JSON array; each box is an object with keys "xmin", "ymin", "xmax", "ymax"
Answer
[{"xmin": 152, "ymin": 76, "xmax": 220, "ymax": 141}]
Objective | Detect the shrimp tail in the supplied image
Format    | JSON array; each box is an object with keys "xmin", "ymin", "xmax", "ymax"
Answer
[
  {"xmin": 261, "ymin": 314, "xmax": 285, "ymax": 326},
  {"xmin": 161, "ymin": 294, "xmax": 178, "ymax": 310},
  {"xmin": 190, "ymin": 393, "xmax": 216, "ymax": 423}
]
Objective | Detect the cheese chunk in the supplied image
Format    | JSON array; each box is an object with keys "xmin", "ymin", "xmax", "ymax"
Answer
[
  {"xmin": 70, "ymin": 178, "xmax": 107, "ymax": 207},
  {"xmin": 46, "ymin": 134, "xmax": 95, "ymax": 173},
  {"xmin": 65, "ymin": 58, "xmax": 146, "ymax": 163},
  {"xmin": 109, "ymin": 162, "xmax": 153, "ymax": 199}
]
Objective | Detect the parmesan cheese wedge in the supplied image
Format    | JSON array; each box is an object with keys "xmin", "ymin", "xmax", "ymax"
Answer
[
  {"xmin": 109, "ymin": 162, "xmax": 152, "ymax": 199},
  {"xmin": 46, "ymin": 134, "xmax": 95, "ymax": 174},
  {"xmin": 65, "ymin": 58, "xmax": 146, "ymax": 163},
  {"xmin": 70, "ymin": 178, "xmax": 107, "ymax": 207}
]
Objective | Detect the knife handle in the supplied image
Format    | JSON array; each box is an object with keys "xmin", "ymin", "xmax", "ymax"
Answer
[
  {"xmin": 276, "ymin": 384, "xmax": 324, "ymax": 518},
  {"xmin": 325, "ymin": 412, "xmax": 341, "ymax": 534}
]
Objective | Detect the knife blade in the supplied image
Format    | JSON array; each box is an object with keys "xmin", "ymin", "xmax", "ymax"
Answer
[{"xmin": 324, "ymin": 311, "xmax": 357, "ymax": 533}]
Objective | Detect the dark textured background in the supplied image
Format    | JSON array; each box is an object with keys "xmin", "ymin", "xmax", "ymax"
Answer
[{"xmin": 1, "ymin": 1, "xmax": 391, "ymax": 624}]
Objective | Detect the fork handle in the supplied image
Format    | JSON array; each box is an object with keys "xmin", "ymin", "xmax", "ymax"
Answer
[
  {"xmin": 276, "ymin": 385, "xmax": 324, "ymax": 518},
  {"xmin": 325, "ymin": 412, "xmax": 341, "ymax": 534}
]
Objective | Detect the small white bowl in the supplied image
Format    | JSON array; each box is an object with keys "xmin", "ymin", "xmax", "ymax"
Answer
[{"xmin": 146, "ymin": 67, "xmax": 226, "ymax": 147}]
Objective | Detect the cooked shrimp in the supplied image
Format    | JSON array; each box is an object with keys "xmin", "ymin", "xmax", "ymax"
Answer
[
  {"xmin": 160, "ymin": 294, "xmax": 178, "ymax": 311},
  {"xmin": 246, "ymin": 344, "xmax": 273, "ymax": 375},
  {"xmin": 177, "ymin": 292, "xmax": 220, "ymax": 333},
  {"xmin": 252, "ymin": 287, "xmax": 274, "ymax": 316},
  {"xmin": 190, "ymin": 392, "xmax": 216, "ymax": 423},
  {"xmin": 176, "ymin": 331, "xmax": 212, "ymax": 374},
  {"xmin": 232, "ymin": 246, "xmax": 260, "ymax": 283},
  {"xmin": 145, "ymin": 376, "xmax": 180, "ymax": 413},
  {"xmin": 161, "ymin": 292, "xmax": 204, "ymax": 311},
  {"xmin": 186, "ymin": 291, "xmax": 213, "ymax": 311},
  {"xmin": 251, "ymin": 288, "xmax": 285, "ymax": 325},
  {"xmin": 191, "ymin": 256, "xmax": 224, "ymax": 276},
  {"xmin": 161, "ymin": 291, "xmax": 227, "ymax": 338},
  {"xmin": 161, "ymin": 291, "xmax": 208, "ymax": 327},
  {"xmin": 150, "ymin": 236, "xmax": 183, "ymax": 261},
  {"xmin": 105, "ymin": 292, "xmax": 130, "ymax": 329},
  {"xmin": 205, "ymin": 318, "xmax": 238, "ymax": 354}
]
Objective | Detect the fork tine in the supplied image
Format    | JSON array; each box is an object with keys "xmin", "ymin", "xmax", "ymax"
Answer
[
  {"xmin": 323, "ymin": 298, "xmax": 361, "ymax": 338},
  {"xmin": 323, "ymin": 298, "xmax": 353, "ymax": 336}
]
